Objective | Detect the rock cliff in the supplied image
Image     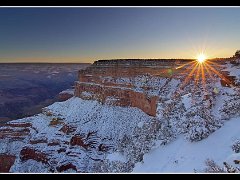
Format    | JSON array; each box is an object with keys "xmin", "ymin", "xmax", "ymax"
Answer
[{"xmin": 74, "ymin": 59, "xmax": 194, "ymax": 116}]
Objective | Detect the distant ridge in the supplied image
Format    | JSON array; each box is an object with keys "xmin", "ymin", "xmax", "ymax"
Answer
[
  {"xmin": 93, "ymin": 58, "xmax": 231, "ymax": 66},
  {"xmin": 93, "ymin": 59, "xmax": 194, "ymax": 66}
]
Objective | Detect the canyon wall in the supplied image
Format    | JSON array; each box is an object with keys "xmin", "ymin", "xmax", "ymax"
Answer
[{"xmin": 74, "ymin": 59, "xmax": 194, "ymax": 116}]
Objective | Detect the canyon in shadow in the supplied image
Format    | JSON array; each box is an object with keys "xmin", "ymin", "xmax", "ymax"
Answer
[{"xmin": 0, "ymin": 63, "xmax": 90, "ymax": 123}]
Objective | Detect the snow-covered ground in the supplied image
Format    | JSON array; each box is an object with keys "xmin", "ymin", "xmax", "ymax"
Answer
[
  {"xmin": 133, "ymin": 117, "xmax": 240, "ymax": 173},
  {"xmin": 0, "ymin": 97, "xmax": 155, "ymax": 172},
  {"xmin": 225, "ymin": 62, "xmax": 240, "ymax": 78},
  {"xmin": 224, "ymin": 62, "xmax": 240, "ymax": 84},
  {"xmin": 45, "ymin": 97, "xmax": 154, "ymax": 141}
]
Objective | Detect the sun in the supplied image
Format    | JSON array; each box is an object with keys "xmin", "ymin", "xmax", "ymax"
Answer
[{"xmin": 197, "ymin": 53, "xmax": 207, "ymax": 63}]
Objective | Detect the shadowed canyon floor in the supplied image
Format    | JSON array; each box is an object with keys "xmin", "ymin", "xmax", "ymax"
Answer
[{"xmin": 0, "ymin": 63, "xmax": 90, "ymax": 123}]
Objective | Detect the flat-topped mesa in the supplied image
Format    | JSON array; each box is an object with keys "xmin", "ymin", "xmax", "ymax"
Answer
[
  {"xmin": 78, "ymin": 59, "xmax": 194, "ymax": 80},
  {"xmin": 74, "ymin": 59, "xmax": 193, "ymax": 116},
  {"xmin": 93, "ymin": 59, "xmax": 194, "ymax": 67}
]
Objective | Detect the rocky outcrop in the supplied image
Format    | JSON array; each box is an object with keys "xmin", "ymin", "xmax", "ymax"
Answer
[
  {"xmin": 0, "ymin": 125, "xmax": 30, "ymax": 141},
  {"xmin": 60, "ymin": 124, "xmax": 77, "ymax": 135},
  {"xmin": 75, "ymin": 82, "xmax": 158, "ymax": 116},
  {"xmin": 5, "ymin": 123, "xmax": 32, "ymax": 128},
  {"xmin": 70, "ymin": 135, "xmax": 88, "ymax": 149},
  {"xmin": 58, "ymin": 89, "xmax": 74, "ymax": 101},
  {"xmin": 30, "ymin": 138, "xmax": 48, "ymax": 145},
  {"xmin": 20, "ymin": 147, "xmax": 49, "ymax": 164},
  {"xmin": 0, "ymin": 154, "xmax": 16, "ymax": 172},
  {"xmin": 56, "ymin": 163, "xmax": 78, "ymax": 172},
  {"xmin": 74, "ymin": 59, "xmax": 193, "ymax": 116}
]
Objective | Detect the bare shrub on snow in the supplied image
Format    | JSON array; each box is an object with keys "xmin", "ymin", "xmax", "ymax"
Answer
[
  {"xmin": 220, "ymin": 90, "xmax": 240, "ymax": 120},
  {"xmin": 204, "ymin": 159, "xmax": 225, "ymax": 173},
  {"xmin": 205, "ymin": 159, "xmax": 240, "ymax": 173},
  {"xmin": 118, "ymin": 118, "xmax": 162, "ymax": 163},
  {"xmin": 232, "ymin": 139, "xmax": 240, "ymax": 153},
  {"xmin": 183, "ymin": 106, "xmax": 222, "ymax": 142}
]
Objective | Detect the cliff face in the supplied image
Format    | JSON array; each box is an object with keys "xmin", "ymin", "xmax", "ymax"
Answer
[{"xmin": 74, "ymin": 59, "xmax": 193, "ymax": 116}]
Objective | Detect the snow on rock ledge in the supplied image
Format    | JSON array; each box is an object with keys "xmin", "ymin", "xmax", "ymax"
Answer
[
  {"xmin": 58, "ymin": 89, "xmax": 74, "ymax": 101},
  {"xmin": 0, "ymin": 97, "xmax": 154, "ymax": 173}
]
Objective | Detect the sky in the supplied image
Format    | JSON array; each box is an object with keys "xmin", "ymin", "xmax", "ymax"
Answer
[{"xmin": 0, "ymin": 7, "xmax": 240, "ymax": 63}]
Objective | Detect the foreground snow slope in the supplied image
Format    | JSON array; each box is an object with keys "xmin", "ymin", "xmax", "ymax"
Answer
[
  {"xmin": 133, "ymin": 117, "xmax": 240, "ymax": 173},
  {"xmin": 0, "ymin": 97, "xmax": 154, "ymax": 172}
]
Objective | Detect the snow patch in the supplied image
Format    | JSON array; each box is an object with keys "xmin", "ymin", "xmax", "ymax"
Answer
[
  {"xmin": 182, "ymin": 93, "xmax": 192, "ymax": 110},
  {"xmin": 107, "ymin": 152, "xmax": 127, "ymax": 163},
  {"xmin": 81, "ymin": 91, "xmax": 93, "ymax": 97},
  {"xmin": 59, "ymin": 89, "xmax": 74, "ymax": 95},
  {"xmin": 137, "ymin": 121, "xmax": 144, "ymax": 128}
]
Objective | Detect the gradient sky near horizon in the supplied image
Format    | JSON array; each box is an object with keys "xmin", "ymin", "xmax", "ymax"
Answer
[{"xmin": 0, "ymin": 7, "xmax": 240, "ymax": 63}]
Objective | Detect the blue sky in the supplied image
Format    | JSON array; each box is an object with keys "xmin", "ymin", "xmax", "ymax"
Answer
[{"xmin": 0, "ymin": 7, "xmax": 239, "ymax": 63}]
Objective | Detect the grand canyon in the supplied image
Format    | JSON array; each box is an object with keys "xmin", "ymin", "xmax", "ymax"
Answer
[
  {"xmin": 1, "ymin": 7, "xmax": 240, "ymax": 174},
  {"xmin": 0, "ymin": 63, "xmax": 89, "ymax": 123},
  {"xmin": 0, "ymin": 58, "xmax": 239, "ymax": 173}
]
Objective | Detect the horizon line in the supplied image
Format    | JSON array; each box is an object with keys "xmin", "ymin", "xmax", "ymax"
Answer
[{"xmin": 0, "ymin": 57, "xmax": 232, "ymax": 64}]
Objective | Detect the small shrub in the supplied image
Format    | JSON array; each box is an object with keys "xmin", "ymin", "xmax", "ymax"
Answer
[
  {"xmin": 49, "ymin": 117, "xmax": 64, "ymax": 126},
  {"xmin": 204, "ymin": 159, "xmax": 225, "ymax": 173},
  {"xmin": 46, "ymin": 111, "xmax": 53, "ymax": 116},
  {"xmin": 232, "ymin": 139, "xmax": 240, "ymax": 153}
]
